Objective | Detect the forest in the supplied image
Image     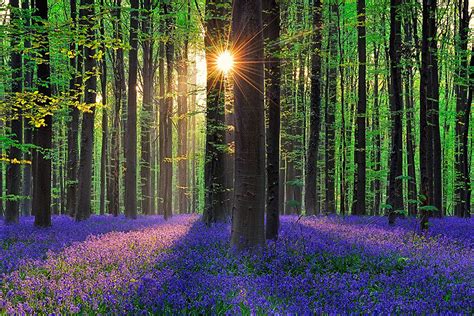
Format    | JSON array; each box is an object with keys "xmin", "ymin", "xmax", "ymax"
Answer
[{"xmin": 0, "ymin": 0, "xmax": 473, "ymax": 313}]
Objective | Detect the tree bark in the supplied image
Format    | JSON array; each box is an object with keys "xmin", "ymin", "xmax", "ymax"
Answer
[
  {"xmin": 263, "ymin": 0, "xmax": 280, "ymax": 239},
  {"xmin": 5, "ymin": 0, "xmax": 22, "ymax": 224},
  {"xmin": 158, "ymin": 2, "xmax": 174, "ymax": 220},
  {"xmin": 109, "ymin": 0, "xmax": 125, "ymax": 217},
  {"xmin": 66, "ymin": 0, "xmax": 81, "ymax": 217},
  {"xmin": 203, "ymin": 0, "xmax": 230, "ymax": 224},
  {"xmin": 420, "ymin": 0, "xmax": 439, "ymax": 229},
  {"xmin": 141, "ymin": 0, "xmax": 153, "ymax": 215},
  {"xmin": 75, "ymin": 0, "xmax": 97, "ymax": 221},
  {"xmin": 177, "ymin": 47, "xmax": 189, "ymax": 214},
  {"xmin": 305, "ymin": 0, "xmax": 323, "ymax": 216},
  {"xmin": 99, "ymin": 0, "xmax": 108, "ymax": 216},
  {"xmin": 230, "ymin": 0, "xmax": 265, "ymax": 251},
  {"xmin": 454, "ymin": 0, "xmax": 471, "ymax": 218},
  {"xmin": 387, "ymin": 0, "xmax": 404, "ymax": 224},
  {"xmin": 33, "ymin": 0, "xmax": 52, "ymax": 227},
  {"xmin": 352, "ymin": 0, "xmax": 367, "ymax": 216}
]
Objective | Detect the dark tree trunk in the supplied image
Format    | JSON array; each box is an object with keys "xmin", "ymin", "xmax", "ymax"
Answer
[
  {"xmin": 325, "ymin": 4, "xmax": 337, "ymax": 215},
  {"xmin": 66, "ymin": 0, "xmax": 81, "ymax": 217},
  {"xmin": 230, "ymin": 0, "xmax": 265, "ymax": 251},
  {"xmin": 420, "ymin": 0, "xmax": 439, "ymax": 229},
  {"xmin": 33, "ymin": 0, "xmax": 52, "ymax": 227},
  {"xmin": 352, "ymin": 0, "xmax": 367, "ymax": 216},
  {"xmin": 305, "ymin": 0, "xmax": 323, "ymax": 216},
  {"xmin": 387, "ymin": 0, "xmax": 404, "ymax": 224},
  {"xmin": 454, "ymin": 0, "xmax": 471, "ymax": 218},
  {"xmin": 109, "ymin": 0, "xmax": 125, "ymax": 217},
  {"xmin": 125, "ymin": 0, "xmax": 139, "ymax": 219},
  {"xmin": 141, "ymin": 0, "xmax": 153, "ymax": 215},
  {"xmin": 263, "ymin": 0, "xmax": 280, "ymax": 239},
  {"xmin": 158, "ymin": 2, "xmax": 174, "ymax": 220},
  {"xmin": 99, "ymin": 0, "xmax": 108, "ymax": 216},
  {"xmin": 75, "ymin": 0, "xmax": 97, "ymax": 221},
  {"xmin": 177, "ymin": 47, "xmax": 188, "ymax": 214},
  {"xmin": 5, "ymin": 0, "xmax": 22, "ymax": 224},
  {"xmin": 203, "ymin": 0, "xmax": 230, "ymax": 224}
]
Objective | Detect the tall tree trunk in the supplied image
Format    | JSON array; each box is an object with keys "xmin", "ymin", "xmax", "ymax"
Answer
[
  {"xmin": 336, "ymin": 4, "xmax": 347, "ymax": 215},
  {"xmin": 177, "ymin": 47, "xmax": 188, "ymax": 214},
  {"xmin": 372, "ymin": 45, "xmax": 382, "ymax": 215},
  {"xmin": 75, "ymin": 0, "xmax": 97, "ymax": 221},
  {"xmin": 352, "ymin": 0, "xmax": 367, "ymax": 215},
  {"xmin": 203, "ymin": 0, "xmax": 230, "ymax": 224},
  {"xmin": 20, "ymin": 0, "xmax": 33, "ymax": 216},
  {"xmin": 305, "ymin": 0, "xmax": 323, "ymax": 216},
  {"xmin": 5, "ymin": 0, "xmax": 22, "ymax": 224},
  {"xmin": 159, "ymin": 2, "xmax": 174, "ymax": 220},
  {"xmin": 109, "ymin": 0, "xmax": 125, "ymax": 217},
  {"xmin": 387, "ymin": 0, "xmax": 404, "ymax": 224},
  {"xmin": 66, "ymin": 0, "xmax": 81, "ymax": 217},
  {"xmin": 99, "ymin": 0, "xmax": 108, "ymax": 216},
  {"xmin": 141, "ymin": 0, "xmax": 153, "ymax": 215},
  {"xmin": 454, "ymin": 0, "xmax": 471, "ymax": 218},
  {"xmin": 33, "ymin": 0, "xmax": 52, "ymax": 227},
  {"xmin": 420, "ymin": 0, "xmax": 439, "ymax": 229},
  {"xmin": 124, "ymin": 0, "xmax": 139, "ymax": 219},
  {"xmin": 325, "ymin": 3, "xmax": 337, "ymax": 214},
  {"xmin": 230, "ymin": 0, "xmax": 265, "ymax": 251},
  {"xmin": 263, "ymin": 0, "xmax": 280, "ymax": 239}
]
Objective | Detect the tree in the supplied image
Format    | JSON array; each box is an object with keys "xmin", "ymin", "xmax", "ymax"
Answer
[
  {"xmin": 352, "ymin": 0, "xmax": 367, "ymax": 216},
  {"xmin": 99, "ymin": 0, "xmax": 108, "ymax": 216},
  {"xmin": 158, "ymin": 2, "xmax": 174, "ymax": 220},
  {"xmin": 230, "ymin": 0, "xmax": 265, "ymax": 251},
  {"xmin": 305, "ymin": 0, "xmax": 323, "ymax": 216},
  {"xmin": 66, "ymin": 0, "xmax": 81, "ymax": 217},
  {"xmin": 420, "ymin": 0, "xmax": 439, "ymax": 228},
  {"xmin": 75, "ymin": 0, "xmax": 97, "ymax": 221},
  {"xmin": 109, "ymin": 0, "xmax": 126, "ymax": 217},
  {"xmin": 5, "ymin": 0, "xmax": 22, "ymax": 224},
  {"xmin": 387, "ymin": 0, "xmax": 404, "ymax": 224},
  {"xmin": 325, "ymin": 2, "xmax": 337, "ymax": 215},
  {"xmin": 203, "ymin": 0, "xmax": 230, "ymax": 224},
  {"xmin": 263, "ymin": 0, "xmax": 281, "ymax": 239},
  {"xmin": 454, "ymin": 0, "xmax": 471, "ymax": 218},
  {"xmin": 124, "ymin": 0, "xmax": 139, "ymax": 219},
  {"xmin": 140, "ymin": 0, "xmax": 154, "ymax": 215},
  {"xmin": 32, "ymin": 0, "xmax": 52, "ymax": 227}
]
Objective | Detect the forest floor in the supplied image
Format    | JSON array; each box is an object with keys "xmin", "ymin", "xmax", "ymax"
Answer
[{"xmin": 1, "ymin": 215, "xmax": 472, "ymax": 314}]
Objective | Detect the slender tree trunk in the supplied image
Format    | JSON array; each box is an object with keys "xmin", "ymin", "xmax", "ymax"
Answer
[
  {"xmin": 352, "ymin": 0, "xmax": 367, "ymax": 215},
  {"xmin": 99, "ymin": 0, "xmax": 108, "ymax": 216},
  {"xmin": 141, "ymin": 0, "xmax": 153, "ymax": 215},
  {"xmin": 66, "ymin": 0, "xmax": 80, "ymax": 217},
  {"xmin": 5, "ymin": 0, "xmax": 22, "ymax": 224},
  {"xmin": 230, "ymin": 0, "xmax": 265, "ymax": 251},
  {"xmin": 203, "ymin": 0, "xmax": 230, "ymax": 224},
  {"xmin": 177, "ymin": 47, "xmax": 188, "ymax": 214},
  {"xmin": 336, "ymin": 4, "xmax": 347, "ymax": 215},
  {"xmin": 109, "ymin": 0, "xmax": 125, "ymax": 217},
  {"xmin": 420, "ymin": 0, "xmax": 438, "ymax": 229},
  {"xmin": 20, "ymin": 0, "xmax": 33, "ymax": 216},
  {"xmin": 454, "ymin": 0, "xmax": 471, "ymax": 217},
  {"xmin": 325, "ymin": 3, "xmax": 337, "ymax": 214},
  {"xmin": 33, "ymin": 0, "xmax": 52, "ymax": 227},
  {"xmin": 305, "ymin": 0, "xmax": 323, "ymax": 216},
  {"xmin": 372, "ymin": 45, "xmax": 381, "ymax": 214},
  {"xmin": 263, "ymin": 0, "xmax": 280, "ymax": 238},
  {"xmin": 124, "ymin": 0, "xmax": 139, "ymax": 219},
  {"xmin": 159, "ymin": 2, "xmax": 174, "ymax": 220},
  {"xmin": 75, "ymin": 0, "xmax": 97, "ymax": 221},
  {"xmin": 387, "ymin": 0, "xmax": 404, "ymax": 224}
]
